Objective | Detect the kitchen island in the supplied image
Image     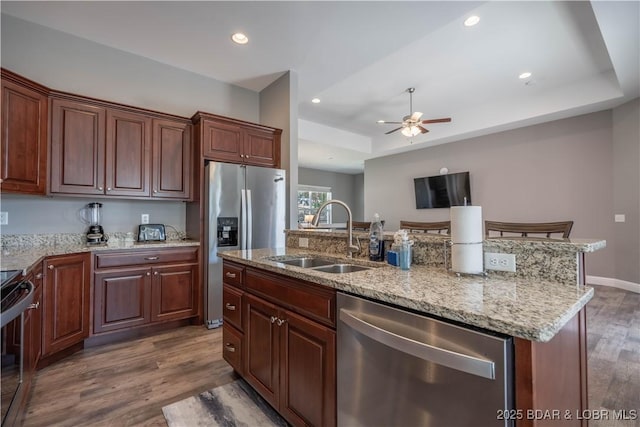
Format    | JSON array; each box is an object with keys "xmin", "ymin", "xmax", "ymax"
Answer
[{"xmin": 218, "ymin": 235, "xmax": 604, "ymax": 427}]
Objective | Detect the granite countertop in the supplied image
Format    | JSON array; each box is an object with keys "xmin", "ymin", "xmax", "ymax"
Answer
[
  {"xmin": 1, "ymin": 240, "xmax": 200, "ymax": 272},
  {"xmin": 218, "ymin": 247, "xmax": 593, "ymax": 343}
]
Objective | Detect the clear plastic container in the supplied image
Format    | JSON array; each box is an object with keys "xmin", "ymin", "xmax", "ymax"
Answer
[
  {"xmin": 368, "ymin": 213, "xmax": 384, "ymax": 261},
  {"xmin": 399, "ymin": 240, "xmax": 412, "ymax": 270}
]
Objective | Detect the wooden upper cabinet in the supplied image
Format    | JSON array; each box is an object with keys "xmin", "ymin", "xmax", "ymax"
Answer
[
  {"xmin": 105, "ymin": 109, "xmax": 151, "ymax": 197},
  {"xmin": 50, "ymin": 97, "xmax": 106, "ymax": 195},
  {"xmin": 152, "ymin": 119, "xmax": 191, "ymax": 199},
  {"xmin": 1, "ymin": 70, "xmax": 48, "ymax": 194},
  {"xmin": 194, "ymin": 112, "xmax": 281, "ymax": 168}
]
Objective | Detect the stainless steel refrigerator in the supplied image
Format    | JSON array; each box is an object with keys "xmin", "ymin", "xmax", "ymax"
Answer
[{"xmin": 204, "ymin": 161, "xmax": 286, "ymax": 328}]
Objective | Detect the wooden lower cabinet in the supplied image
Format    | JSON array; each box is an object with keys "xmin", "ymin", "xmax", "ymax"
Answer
[
  {"xmin": 222, "ymin": 260, "xmax": 336, "ymax": 427},
  {"xmin": 93, "ymin": 248, "xmax": 199, "ymax": 334},
  {"xmin": 42, "ymin": 253, "xmax": 91, "ymax": 357}
]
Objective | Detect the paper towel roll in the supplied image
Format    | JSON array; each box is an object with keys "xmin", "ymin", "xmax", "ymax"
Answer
[
  {"xmin": 451, "ymin": 243, "xmax": 484, "ymax": 274},
  {"xmin": 450, "ymin": 206, "xmax": 483, "ymax": 244}
]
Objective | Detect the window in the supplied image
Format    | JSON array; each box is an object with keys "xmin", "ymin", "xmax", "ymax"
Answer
[{"xmin": 298, "ymin": 185, "xmax": 332, "ymax": 224}]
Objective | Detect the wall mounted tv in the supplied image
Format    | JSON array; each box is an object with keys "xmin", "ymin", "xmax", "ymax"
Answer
[{"xmin": 413, "ymin": 171, "xmax": 471, "ymax": 209}]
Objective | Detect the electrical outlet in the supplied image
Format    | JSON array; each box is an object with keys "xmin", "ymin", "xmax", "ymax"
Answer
[
  {"xmin": 299, "ymin": 237, "xmax": 309, "ymax": 248},
  {"xmin": 484, "ymin": 252, "xmax": 516, "ymax": 272},
  {"xmin": 141, "ymin": 214, "xmax": 149, "ymax": 224},
  {"xmin": 0, "ymin": 212, "xmax": 7, "ymax": 225}
]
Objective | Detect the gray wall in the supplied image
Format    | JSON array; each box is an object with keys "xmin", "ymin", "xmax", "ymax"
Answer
[
  {"xmin": 0, "ymin": 195, "xmax": 185, "ymax": 236},
  {"xmin": 298, "ymin": 168, "xmax": 362, "ymax": 224},
  {"xmin": 365, "ymin": 110, "xmax": 617, "ymax": 279},
  {"xmin": 353, "ymin": 173, "xmax": 365, "ymax": 222},
  {"xmin": 612, "ymin": 98, "xmax": 640, "ymax": 283},
  {"xmin": 260, "ymin": 71, "xmax": 299, "ymax": 230}
]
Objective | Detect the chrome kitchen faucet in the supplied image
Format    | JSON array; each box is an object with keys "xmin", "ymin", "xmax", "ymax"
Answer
[{"xmin": 312, "ymin": 199, "xmax": 360, "ymax": 258}]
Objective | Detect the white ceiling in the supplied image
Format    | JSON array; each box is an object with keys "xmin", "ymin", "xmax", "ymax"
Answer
[{"xmin": 3, "ymin": 1, "xmax": 638, "ymax": 174}]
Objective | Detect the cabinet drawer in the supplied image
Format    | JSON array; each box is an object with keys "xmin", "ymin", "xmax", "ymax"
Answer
[
  {"xmin": 222, "ymin": 325, "xmax": 243, "ymax": 374},
  {"xmin": 245, "ymin": 268, "xmax": 336, "ymax": 327},
  {"xmin": 222, "ymin": 262, "xmax": 244, "ymax": 288},
  {"xmin": 95, "ymin": 248, "xmax": 198, "ymax": 269},
  {"xmin": 223, "ymin": 285, "xmax": 243, "ymax": 331}
]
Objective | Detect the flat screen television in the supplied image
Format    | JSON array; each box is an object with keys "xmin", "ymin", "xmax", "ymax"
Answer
[{"xmin": 413, "ymin": 171, "xmax": 471, "ymax": 209}]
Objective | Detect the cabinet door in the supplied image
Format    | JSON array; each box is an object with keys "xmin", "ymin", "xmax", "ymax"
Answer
[
  {"xmin": 150, "ymin": 264, "xmax": 198, "ymax": 322},
  {"xmin": 152, "ymin": 119, "xmax": 191, "ymax": 199},
  {"xmin": 1, "ymin": 78, "xmax": 48, "ymax": 194},
  {"xmin": 105, "ymin": 109, "xmax": 151, "ymax": 197},
  {"xmin": 94, "ymin": 267, "xmax": 152, "ymax": 333},
  {"xmin": 42, "ymin": 253, "xmax": 90, "ymax": 356},
  {"xmin": 201, "ymin": 120, "xmax": 243, "ymax": 163},
  {"xmin": 223, "ymin": 323, "xmax": 243, "ymax": 374},
  {"xmin": 280, "ymin": 309, "xmax": 336, "ymax": 427},
  {"xmin": 244, "ymin": 293, "xmax": 280, "ymax": 408},
  {"xmin": 50, "ymin": 98, "xmax": 106, "ymax": 195},
  {"xmin": 27, "ymin": 266, "xmax": 44, "ymax": 373},
  {"xmin": 243, "ymin": 128, "xmax": 279, "ymax": 168}
]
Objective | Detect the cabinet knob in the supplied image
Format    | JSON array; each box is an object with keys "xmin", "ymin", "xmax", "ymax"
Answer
[
  {"xmin": 146, "ymin": 272, "xmax": 151, "ymax": 276},
  {"xmin": 276, "ymin": 318, "xmax": 287, "ymax": 326},
  {"xmin": 270, "ymin": 316, "xmax": 277, "ymax": 324},
  {"xmin": 246, "ymin": 155, "xmax": 250, "ymax": 159},
  {"xmin": 224, "ymin": 343, "xmax": 236, "ymax": 353},
  {"xmin": 225, "ymin": 272, "xmax": 236, "ymax": 279},
  {"xmin": 28, "ymin": 301, "xmax": 40, "ymax": 310},
  {"xmin": 98, "ymin": 186, "xmax": 104, "ymax": 191},
  {"xmin": 225, "ymin": 303, "xmax": 236, "ymax": 311},
  {"xmin": 48, "ymin": 265, "xmax": 54, "ymax": 270},
  {"xmin": 240, "ymin": 154, "xmax": 244, "ymax": 158},
  {"xmin": 153, "ymin": 189, "xmax": 158, "ymax": 193},
  {"xmin": 35, "ymin": 273, "xmax": 43, "ymax": 279},
  {"xmin": 154, "ymin": 271, "xmax": 159, "ymax": 276},
  {"xmin": 107, "ymin": 187, "xmax": 112, "ymax": 191}
]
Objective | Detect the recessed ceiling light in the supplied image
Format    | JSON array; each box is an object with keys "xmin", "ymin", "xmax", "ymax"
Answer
[
  {"xmin": 311, "ymin": 98, "xmax": 321, "ymax": 104},
  {"xmin": 464, "ymin": 16, "xmax": 480, "ymax": 27},
  {"xmin": 519, "ymin": 72, "xmax": 532, "ymax": 79},
  {"xmin": 231, "ymin": 33, "xmax": 249, "ymax": 45}
]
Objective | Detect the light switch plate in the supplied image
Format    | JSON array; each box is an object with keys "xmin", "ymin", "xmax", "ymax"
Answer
[
  {"xmin": 0, "ymin": 212, "xmax": 7, "ymax": 225},
  {"xmin": 141, "ymin": 214, "xmax": 149, "ymax": 224},
  {"xmin": 615, "ymin": 214, "xmax": 626, "ymax": 223}
]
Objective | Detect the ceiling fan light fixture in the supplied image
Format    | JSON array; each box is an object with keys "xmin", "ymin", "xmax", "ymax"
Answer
[
  {"xmin": 464, "ymin": 16, "xmax": 480, "ymax": 27},
  {"xmin": 519, "ymin": 72, "xmax": 532, "ymax": 79},
  {"xmin": 401, "ymin": 126, "xmax": 421, "ymax": 137},
  {"xmin": 311, "ymin": 98, "xmax": 321, "ymax": 104}
]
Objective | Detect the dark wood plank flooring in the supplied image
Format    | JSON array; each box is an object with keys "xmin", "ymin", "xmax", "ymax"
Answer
[
  {"xmin": 23, "ymin": 286, "xmax": 639, "ymax": 426},
  {"xmin": 24, "ymin": 326, "xmax": 235, "ymax": 427}
]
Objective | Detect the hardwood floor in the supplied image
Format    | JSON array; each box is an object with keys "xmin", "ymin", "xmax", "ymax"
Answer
[
  {"xmin": 23, "ymin": 326, "xmax": 236, "ymax": 427},
  {"xmin": 23, "ymin": 286, "xmax": 639, "ymax": 426}
]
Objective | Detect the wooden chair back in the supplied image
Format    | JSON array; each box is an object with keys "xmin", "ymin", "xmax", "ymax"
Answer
[
  {"xmin": 351, "ymin": 220, "xmax": 385, "ymax": 231},
  {"xmin": 399, "ymin": 220, "xmax": 451, "ymax": 234},
  {"xmin": 484, "ymin": 221, "xmax": 573, "ymax": 238}
]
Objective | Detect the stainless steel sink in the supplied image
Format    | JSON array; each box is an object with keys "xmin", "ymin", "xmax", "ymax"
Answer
[
  {"xmin": 312, "ymin": 264, "xmax": 372, "ymax": 274},
  {"xmin": 278, "ymin": 257, "xmax": 336, "ymax": 268}
]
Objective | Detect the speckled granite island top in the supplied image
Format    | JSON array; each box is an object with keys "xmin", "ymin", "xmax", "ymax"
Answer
[
  {"xmin": 219, "ymin": 247, "xmax": 594, "ymax": 343},
  {"xmin": 1, "ymin": 240, "xmax": 200, "ymax": 272}
]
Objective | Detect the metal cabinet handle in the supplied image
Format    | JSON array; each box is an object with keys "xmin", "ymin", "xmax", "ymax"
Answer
[
  {"xmin": 339, "ymin": 309, "xmax": 496, "ymax": 380},
  {"xmin": 28, "ymin": 301, "xmax": 40, "ymax": 310},
  {"xmin": 48, "ymin": 265, "xmax": 54, "ymax": 270},
  {"xmin": 270, "ymin": 316, "xmax": 277, "ymax": 324},
  {"xmin": 225, "ymin": 303, "xmax": 236, "ymax": 311},
  {"xmin": 225, "ymin": 272, "xmax": 236, "ymax": 279},
  {"xmin": 225, "ymin": 343, "xmax": 236, "ymax": 352},
  {"xmin": 276, "ymin": 318, "xmax": 287, "ymax": 326},
  {"xmin": 245, "ymin": 155, "xmax": 250, "ymax": 158},
  {"xmin": 144, "ymin": 256, "xmax": 159, "ymax": 260}
]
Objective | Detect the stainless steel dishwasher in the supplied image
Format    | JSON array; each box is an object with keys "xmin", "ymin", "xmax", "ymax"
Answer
[{"xmin": 337, "ymin": 292, "xmax": 514, "ymax": 427}]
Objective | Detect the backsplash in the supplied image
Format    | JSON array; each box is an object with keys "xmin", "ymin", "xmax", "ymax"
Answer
[
  {"xmin": 285, "ymin": 229, "xmax": 605, "ymax": 286},
  {"xmin": 1, "ymin": 230, "xmax": 187, "ymax": 249}
]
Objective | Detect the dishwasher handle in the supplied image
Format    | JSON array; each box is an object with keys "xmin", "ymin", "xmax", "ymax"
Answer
[{"xmin": 339, "ymin": 308, "xmax": 496, "ymax": 380}]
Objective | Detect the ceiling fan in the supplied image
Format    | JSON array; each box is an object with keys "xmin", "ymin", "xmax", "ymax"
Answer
[{"xmin": 377, "ymin": 88, "xmax": 451, "ymax": 137}]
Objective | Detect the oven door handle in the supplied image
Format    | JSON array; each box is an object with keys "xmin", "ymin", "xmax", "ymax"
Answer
[
  {"xmin": 339, "ymin": 308, "xmax": 496, "ymax": 380},
  {"xmin": 1, "ymin": 281, "xmax": 35, "ymax": 328}
]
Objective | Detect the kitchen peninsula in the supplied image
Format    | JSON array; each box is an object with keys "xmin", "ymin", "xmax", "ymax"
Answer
[{"xmin": 219, "ymin": 230, "xmax": 605, "ymax": 427}]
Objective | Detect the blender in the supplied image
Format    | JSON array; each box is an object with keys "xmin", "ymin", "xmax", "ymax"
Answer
[{"xmin": 81, "ymin": 202, "xmax": 106, "ymax": 245}]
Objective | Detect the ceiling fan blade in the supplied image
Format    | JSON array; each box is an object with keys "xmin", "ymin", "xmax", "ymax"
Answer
[
  {"xmin": 421, "ymin": 117, "xmax": 452, "ymax": 124},
  {"xmin": 385, "ymin": 127, "xmax": 403, "ymax": 135},
  {"xmin": 417, "ymin": 125, "xmax": 429, "ymax": 134},
  {"xmin": 410, "ymin": 112, "xmax": 423, "ymax": 121},
  {"xmin": 378, "ymin": 121, "xmax": 403, "ymax": 124}
]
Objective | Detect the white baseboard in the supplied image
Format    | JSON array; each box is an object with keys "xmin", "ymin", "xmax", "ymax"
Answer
[{"xmin": 586, "ymin": 275, "xmax": 640, "ymax": 293}]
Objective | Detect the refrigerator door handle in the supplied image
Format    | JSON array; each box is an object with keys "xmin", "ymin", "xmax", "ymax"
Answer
[
  {"xmin": 246, "ymin": 189, "xmax": 253, "ymax": 249},
  {"xmin": 241, "ymin": 189, "xmax": 247, "ymax": 250}
]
